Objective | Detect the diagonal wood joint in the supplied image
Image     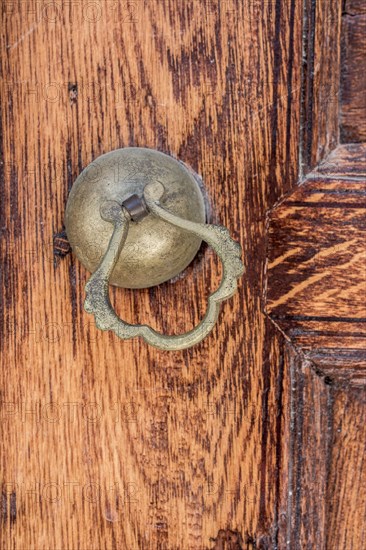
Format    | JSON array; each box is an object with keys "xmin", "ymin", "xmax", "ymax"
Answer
[{"xmin": 265, "ymin": 144, "xmax": 366, "ymax": 385}]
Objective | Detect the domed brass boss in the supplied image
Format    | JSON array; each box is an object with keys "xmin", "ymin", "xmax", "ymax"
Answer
[{"xmin": 65, "ymin": 148, "xmax": 244, "ymax": 351}]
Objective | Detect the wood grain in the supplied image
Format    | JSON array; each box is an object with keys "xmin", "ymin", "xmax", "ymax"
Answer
[
  {"xmin": 344, "ymin": 0, "xmax": 366, "ymax": 15},
  {"xmin": 278, "ymin": 347, "xmax": 332, "ymax": 550},
  {"xmin": 0, "ymin": 1, "xmax": 304, "ymax": 548},
  {"xmin": 340, "ymin": 2, "xmax": 366, "ymax": 141},
  {"xmin": 1, "ymin": 1, "xmax": 364, "ymax": 548},
  {"xmin": 278, "ymin": 346, "xmax": 366, "ymax": 550},
  {"xmin": 266, "ymin": 144, "xmax": 366, "ymax": 384},
  {"xmin": 300, "ymin": 0, "xmax": 342, "ymax": 174},
  {"xmin": 325, "ymin": 387, "xmax": 366, "ymax": 550},
  {"xmin": 315, "ymin": 142, "xmax": 366, "ymax": 176}
]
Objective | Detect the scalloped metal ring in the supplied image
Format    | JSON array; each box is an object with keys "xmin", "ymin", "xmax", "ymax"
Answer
[{"xmin": 84, "ymin": 181, "xmax": 244, "ymax": 351}]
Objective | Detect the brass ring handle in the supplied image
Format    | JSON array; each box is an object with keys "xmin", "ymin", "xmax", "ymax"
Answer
[{"xmin": 83, "ymin": 181, "xmax": 244, "ymax": 351}]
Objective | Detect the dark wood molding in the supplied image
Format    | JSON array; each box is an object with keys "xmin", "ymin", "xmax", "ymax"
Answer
[
  {"xmin": 266, "ymin": 144, "xmax": 366, "ymax": 385},
  {"xmin": 277, "ymin": 342, "xmax": 366, "ymax": 549},
  {"xmin": 300, "ymin": 0, "xmax": 342, "ymax": 174},
  {"xmin": 340, "ymin": 0, "xmax": 366, "ymax": 141}
]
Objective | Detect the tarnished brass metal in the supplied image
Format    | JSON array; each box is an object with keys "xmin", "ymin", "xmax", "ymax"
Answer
[
  {"xmin": 65, "ymin": 148, "xmax": 206, "ymax": 289},
  {"xmin": 65, "ymin": 147, "xmax": 244, "ymax": 351}
]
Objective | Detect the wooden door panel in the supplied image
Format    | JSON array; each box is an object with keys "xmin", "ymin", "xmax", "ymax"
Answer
[
  {"xmin": 341, "ymin": 0, "xmax": 366, "ymax": 141},
  {"xmin": 0, "ymin": 1, "xmax": 303, "ymax": 547},
  {"xmin": 267, "ymin": 144, "xmax": 366, "ymax": 383},
  {"xmin": 266, "ymin": 139, "xmax": 366, "ymax": 548},
  {"xmin": 301, "ymin": 0, "xmax": 341, "ymax": 172},
  {"xmin": 2, "ymin": 1, "xmax": 364, "ymax": 549}
]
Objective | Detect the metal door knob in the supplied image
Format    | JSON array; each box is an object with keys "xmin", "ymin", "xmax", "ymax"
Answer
[{"xmin": 65, "ymin": 148, "xmax": 244, "ymax": 351}]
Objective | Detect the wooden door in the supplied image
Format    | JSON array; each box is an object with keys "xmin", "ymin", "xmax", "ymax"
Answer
[{"xmin": 1, "ymin": 1, "xmax": 365, "ymax": 548}]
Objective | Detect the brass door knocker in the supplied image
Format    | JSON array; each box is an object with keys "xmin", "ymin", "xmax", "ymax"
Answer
[{"xmin": 65, "ymin": 148, "xmax": 244, "ymax": 351}]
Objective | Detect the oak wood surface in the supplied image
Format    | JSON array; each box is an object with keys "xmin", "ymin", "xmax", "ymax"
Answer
[
  {"xmin": 266, "ymin": 144, "xmax": 366, "ymax": 384},
  {"xmin": 266, "ymin": 141, "xmax": 366, "ymax": 548},
  {"xmin": 341, "ymin": 1, "xmax": 366, "ymax": 141},
  {"xmin": 344, "ymin": 0, "xmax": 366, "ymax": 14},
  {"xmin": 1, "ymin": 1, "xmax": 304, "ymax": 548},
  {"xmin": 301, "ymin": 0, "xmax": 342, "ymax": 173},
  {"xmin": 325, "ymin": 386, "xmax": 366, "ymax": 550},
  {"xmin": 1, "ymin": 1, "xmax": 363, "ymax": 549},
  {"xmin": 280, "ymin": 347, "xmax": 366, "ymax": 550}
]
